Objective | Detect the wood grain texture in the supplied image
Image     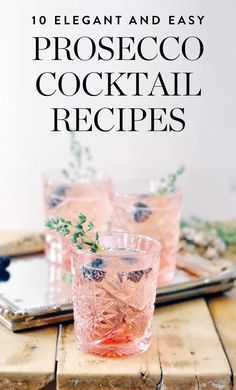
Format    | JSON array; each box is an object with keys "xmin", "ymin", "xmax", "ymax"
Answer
[
  {"xmin": 1, "ymin": 229, "xmax": 235, "ymax": 389},
  {"xmin": 0, "ymin": 231, "xmax": 29, "ymax": 246},
  {"xmin": 57, "ymin": 299, "xmax": 232, "ymax": 389},
  {"xmin": 208, "ymin": 288, "xmax": 236, "ymax": 385},
  {"xmin": 0, "ymin": 230, "xmax": 44, "ymax": 256},
  {"xmin": 0, "ymin": 324, "xmax": 58, "ymax": 389},
  {"xmin": 156, "ymin": 299, "xmax": 232, "ymax": 389},
  {"xmin": 57, "ymin": 323, "xmax": 161, "ymax": 390}
]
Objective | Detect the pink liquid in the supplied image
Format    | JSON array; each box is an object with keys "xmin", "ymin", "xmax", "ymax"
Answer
[
  {"xmin": 44, "ymin": 178, "xmax": 112, "ymax": 265},
  {"xmin": 72, "ymin": 250, "xmax": 158, "ymax": 357},
  {"xmin": 112, "ymin": 192, "xmax": 182, "ymax": 286},
  {"xmin": 47, "ymin": 261, "xmax": 72, "ymax": 304}
]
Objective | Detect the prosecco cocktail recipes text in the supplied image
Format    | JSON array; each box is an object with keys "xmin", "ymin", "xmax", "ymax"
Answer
[{"xmin": 32, "ymin": 15, "xmax": 205, "ymax": 133}]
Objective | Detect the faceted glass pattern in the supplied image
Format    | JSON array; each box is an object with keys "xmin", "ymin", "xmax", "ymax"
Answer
[
  {"xmin": 44, "ymin": 171, "xmax": 112, "ymax": 265},
  {"xmin": 112, "ymin": 181, "xmax": 183, "ymax": 286},
  {"xmin": 71, "ymin": 232, "xmax": 160, "ymax": 357}
]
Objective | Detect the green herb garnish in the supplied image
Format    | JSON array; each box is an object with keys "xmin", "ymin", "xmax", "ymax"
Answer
[
  {"xmin": 62, "ymin": 133, "xmax": 96, "ymax": 181},
  {"xmin": 152, "ymin": 166, "xmax": 185, "ymax": 195},
  {"xmin": 45, "ymin": 213, "xmax": 103, "ymax": 253},
  {"xmin": 181, "ymin": 216, "xmax": 236, "ymax": 246}
]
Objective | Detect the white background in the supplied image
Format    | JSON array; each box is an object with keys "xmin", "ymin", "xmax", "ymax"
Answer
[{"xmin": 0, "ymin": 0, "xmax": 235, "ymax": 230}]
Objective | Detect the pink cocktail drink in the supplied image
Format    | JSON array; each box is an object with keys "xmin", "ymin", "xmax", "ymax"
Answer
[
  {"xmin": 71, "ymin": 232, "xmax": 160, "ymax": 357},
  {"xmin": 112, "ymin": 181, "xmax": 182, "ymax": 286},
  {"xmin": 44, "ymin": 171, "xmax": 112, "ymax": 265},
  {"xmin": 47, "ymin": 260, "xmax": 72, "ymax": 305}
]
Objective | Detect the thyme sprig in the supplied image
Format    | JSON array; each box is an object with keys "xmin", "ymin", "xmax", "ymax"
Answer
[
  {"xmin": 63, "ymin": 133, "xmax": 96, "ymax": 180},
  {"xmin": 152, "ymin": 166, "xmax": 185, "ymax": 195},
  {"xmin": 45, "ymin": 213, "xmax": 103, "ymax": 253}
]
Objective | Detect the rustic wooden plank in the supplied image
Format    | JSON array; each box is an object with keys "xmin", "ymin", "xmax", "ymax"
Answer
[
  {"xmin": 156, "ymin": 298, "xmax": 232, "ymax": 389},
  {"xmin": 208, "ymin": 288, "xmax": 236, "ymax": 385},
  {"xmin": 57, "ymin": 322, "xmax": 161, "ymax": 390},
  {"xmin": 0, "ymin": 324, "xmax": 58, "ymax": 389},
  {"xmin": 0, "ymin": 230, "xmax": 44, "ymax": 256},
  {"xmin": 57, "ymin": 298, "xmax": 231, "ymax": 389},
  {"xmin": 42, "ymin": 378, "xmax": 57, "ymax": 390},
  {"xmin": 0, "ymin": 230, "xmax": 28, "ymax": 246}
]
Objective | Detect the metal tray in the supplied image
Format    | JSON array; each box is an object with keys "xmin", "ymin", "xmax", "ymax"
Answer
[{"xmin": 0, "ymin": 253, "xmax": 235, "ymax": 332}]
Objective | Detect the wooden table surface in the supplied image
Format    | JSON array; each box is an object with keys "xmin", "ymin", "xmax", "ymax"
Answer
[{"xmin": 0, "ymin": 233, "xmax": 236, "ymax": 389}]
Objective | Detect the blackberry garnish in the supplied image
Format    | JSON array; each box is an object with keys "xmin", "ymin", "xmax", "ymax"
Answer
[
  {"xmin": 54, "ymin": 186, "xmax": 67, "ymax": 197},
  {"xmin": 82, "ymin": 266, "xmax": 105, "ymax": 282},
  {"xmin": 127, "ymin": 267, "xmax": 152, "ymax": 282},
  {"xmin": 0, "ymin": 270, "xmax": 10, "ymax": 282},
  {"xmin": 48, "ymin": 198, "xmax": 62, "ymax": 208},
  {"xmin": 143, "ymin": 267, "xmax": 152, "ymax": 277},
  {"xmin": 90, "ymin": 258, "xmax": 106, "ymax": 269},
  {"xmin": 82, "ymin": 257, "xmax": 106, "ymax": 281},
  {"xmin": 48, "ymin": 186, "xmax": 67, "ymax": 209},
  {"xmin": 131, "ymin": 202, "xmax": 151, "ymax": 223},
  {"xmin": 127, "ymin": 270, "xmax": 144, "ymax": 282},
  {"xmin": 0, "ymin": 256, "xmax": 11, "ymax": 270}
]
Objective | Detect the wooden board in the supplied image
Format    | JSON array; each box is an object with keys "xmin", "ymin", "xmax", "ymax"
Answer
[
  {"xmin": 0, "ymin": 231, "xmax": 29, "ymax": 246},
  {"xmin": 57, "ymin": 299, "xmax": 231, "ymax": 389},
  {"xmin": 208, "ymin": 287, "xmax": 236, "ymax": 384},
  {"xmin": 57, "ymin": 323, "xmax": 161, "ymax": 390},
  {"xmin": 0, "ymin": 324, "xmax": 58, "ymax": 389},
  {"xmin": 0, "ymin": 228, "xmax": 234, "ymax": 388},
  {"xmin": 156, "ymin": 299, "xmax": 232, "ymax": 389},
  {"xmin": 0, "ymin": 230, "xmax": 44, "ymax": 256}
]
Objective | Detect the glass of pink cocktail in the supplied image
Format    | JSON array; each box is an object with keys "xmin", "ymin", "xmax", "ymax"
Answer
[
  {"xmin": 71, "ymin": 232, "xmax": 160, "ymax": 357},
  {"xmin": 44, "ymin": 171, "xmax": 112, "ymax": 265},
  {"xmin": 111, "ymin": 180, "xmax": 183, "ymax": 286}
]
